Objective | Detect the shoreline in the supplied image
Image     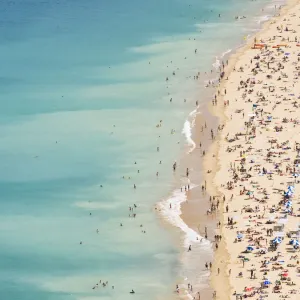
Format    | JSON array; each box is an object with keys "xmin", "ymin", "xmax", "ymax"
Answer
[
  {"xmin": 156, "ymin": 0, "xmax": 300, "ymax": 299},
  {"xmin": 202, "ymin": 0, "xmax": 300, "ymax": 299},
  {"xmin": 171, "ymin": 0, "xmax": 300, "ymax": 299}
]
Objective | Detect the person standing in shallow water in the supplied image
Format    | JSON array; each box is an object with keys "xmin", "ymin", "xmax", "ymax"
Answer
[{"xmin": 173, "ymin": 162, "xmax": 177, "ymax": 171}]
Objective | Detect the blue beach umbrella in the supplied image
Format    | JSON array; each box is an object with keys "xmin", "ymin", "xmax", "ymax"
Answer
[
  {"xmin": 292, "ymin": 240, "xmax": 300, "ymax": 247},
  {"xmin": 247, "ymin": 246, "xmax": 254, "ymax": 251},
  {"xmin": 264, "ymin": 280, "xmax": 271, "ymax": 285},
  {"xmin": 285, "ymin": 201, "xmax": 292, "ymax": 207},
  {"xmin": 272, "ymin": 237, "xmax": 282, "ymax": 244},
  {"xmin": 237, "ymin": 233, "xmax": 244, "ymax": 239}
]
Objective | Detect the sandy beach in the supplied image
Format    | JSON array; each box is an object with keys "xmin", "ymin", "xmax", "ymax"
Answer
[
  {"xmin": 201, "ymin": 0, "xmax": 300, "ymax": 299},
  {"xmin": 156, "ymin": 1, "xmax": 300, "ymax": 299}
]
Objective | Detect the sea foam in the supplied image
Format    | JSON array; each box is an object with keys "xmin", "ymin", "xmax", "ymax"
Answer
[
  {"xmin": 182, "ymin": 108, "xmax": 198, "ymax": 154},
  {"xmin": 158, "ymin": 185, "xmax": 210, "ymax": 248}
]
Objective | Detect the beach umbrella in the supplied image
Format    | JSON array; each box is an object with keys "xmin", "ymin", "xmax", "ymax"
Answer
[
  {"xmin": 247, "ymin": 246, "xmax": 254, "ymax": 251},
  {"xmin": 282, "ymin": 272, "xmax": 288, "ymax": 277},
  {"xmin": 292, "ymin": 240, "xmax": 300, "ymax": 247},
  {"xmin": 264, "ymin": 280, "xmax": 271, "ymax": 285},
  {"xmin": 237, "ymin": 233, "xmax": 244, "ymax": 239},
  {"xmin": 272, "ymin": 237, "xmax": 282, "ymax": 244},
  {"xmin": 285, "ymin": 200, "xmax": 292, "ymax": 207}
]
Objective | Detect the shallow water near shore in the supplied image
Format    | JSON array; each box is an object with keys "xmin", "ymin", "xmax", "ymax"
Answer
[{"xmin": 0, "ymin": 0, "xmax": 285, "ymax": 299}]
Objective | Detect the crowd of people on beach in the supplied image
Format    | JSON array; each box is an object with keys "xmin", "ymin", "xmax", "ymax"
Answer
[
  {"xmin": 167, "ymin": 3, "xmax": 300, "ymax": 300},
  {"xmin": 213, "ymin": 3, "xmax": 300, "ymax": 299}
]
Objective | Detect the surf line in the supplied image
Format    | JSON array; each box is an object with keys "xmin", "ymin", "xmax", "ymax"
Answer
[{"xmin": 182, "ymin": 107, "xmax": 199, "ymax": 154}]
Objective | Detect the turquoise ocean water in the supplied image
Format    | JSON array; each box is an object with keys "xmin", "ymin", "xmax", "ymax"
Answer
[{"xmin": 0, "ymin": 1, "xmax": 284, "ymax": 299}]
